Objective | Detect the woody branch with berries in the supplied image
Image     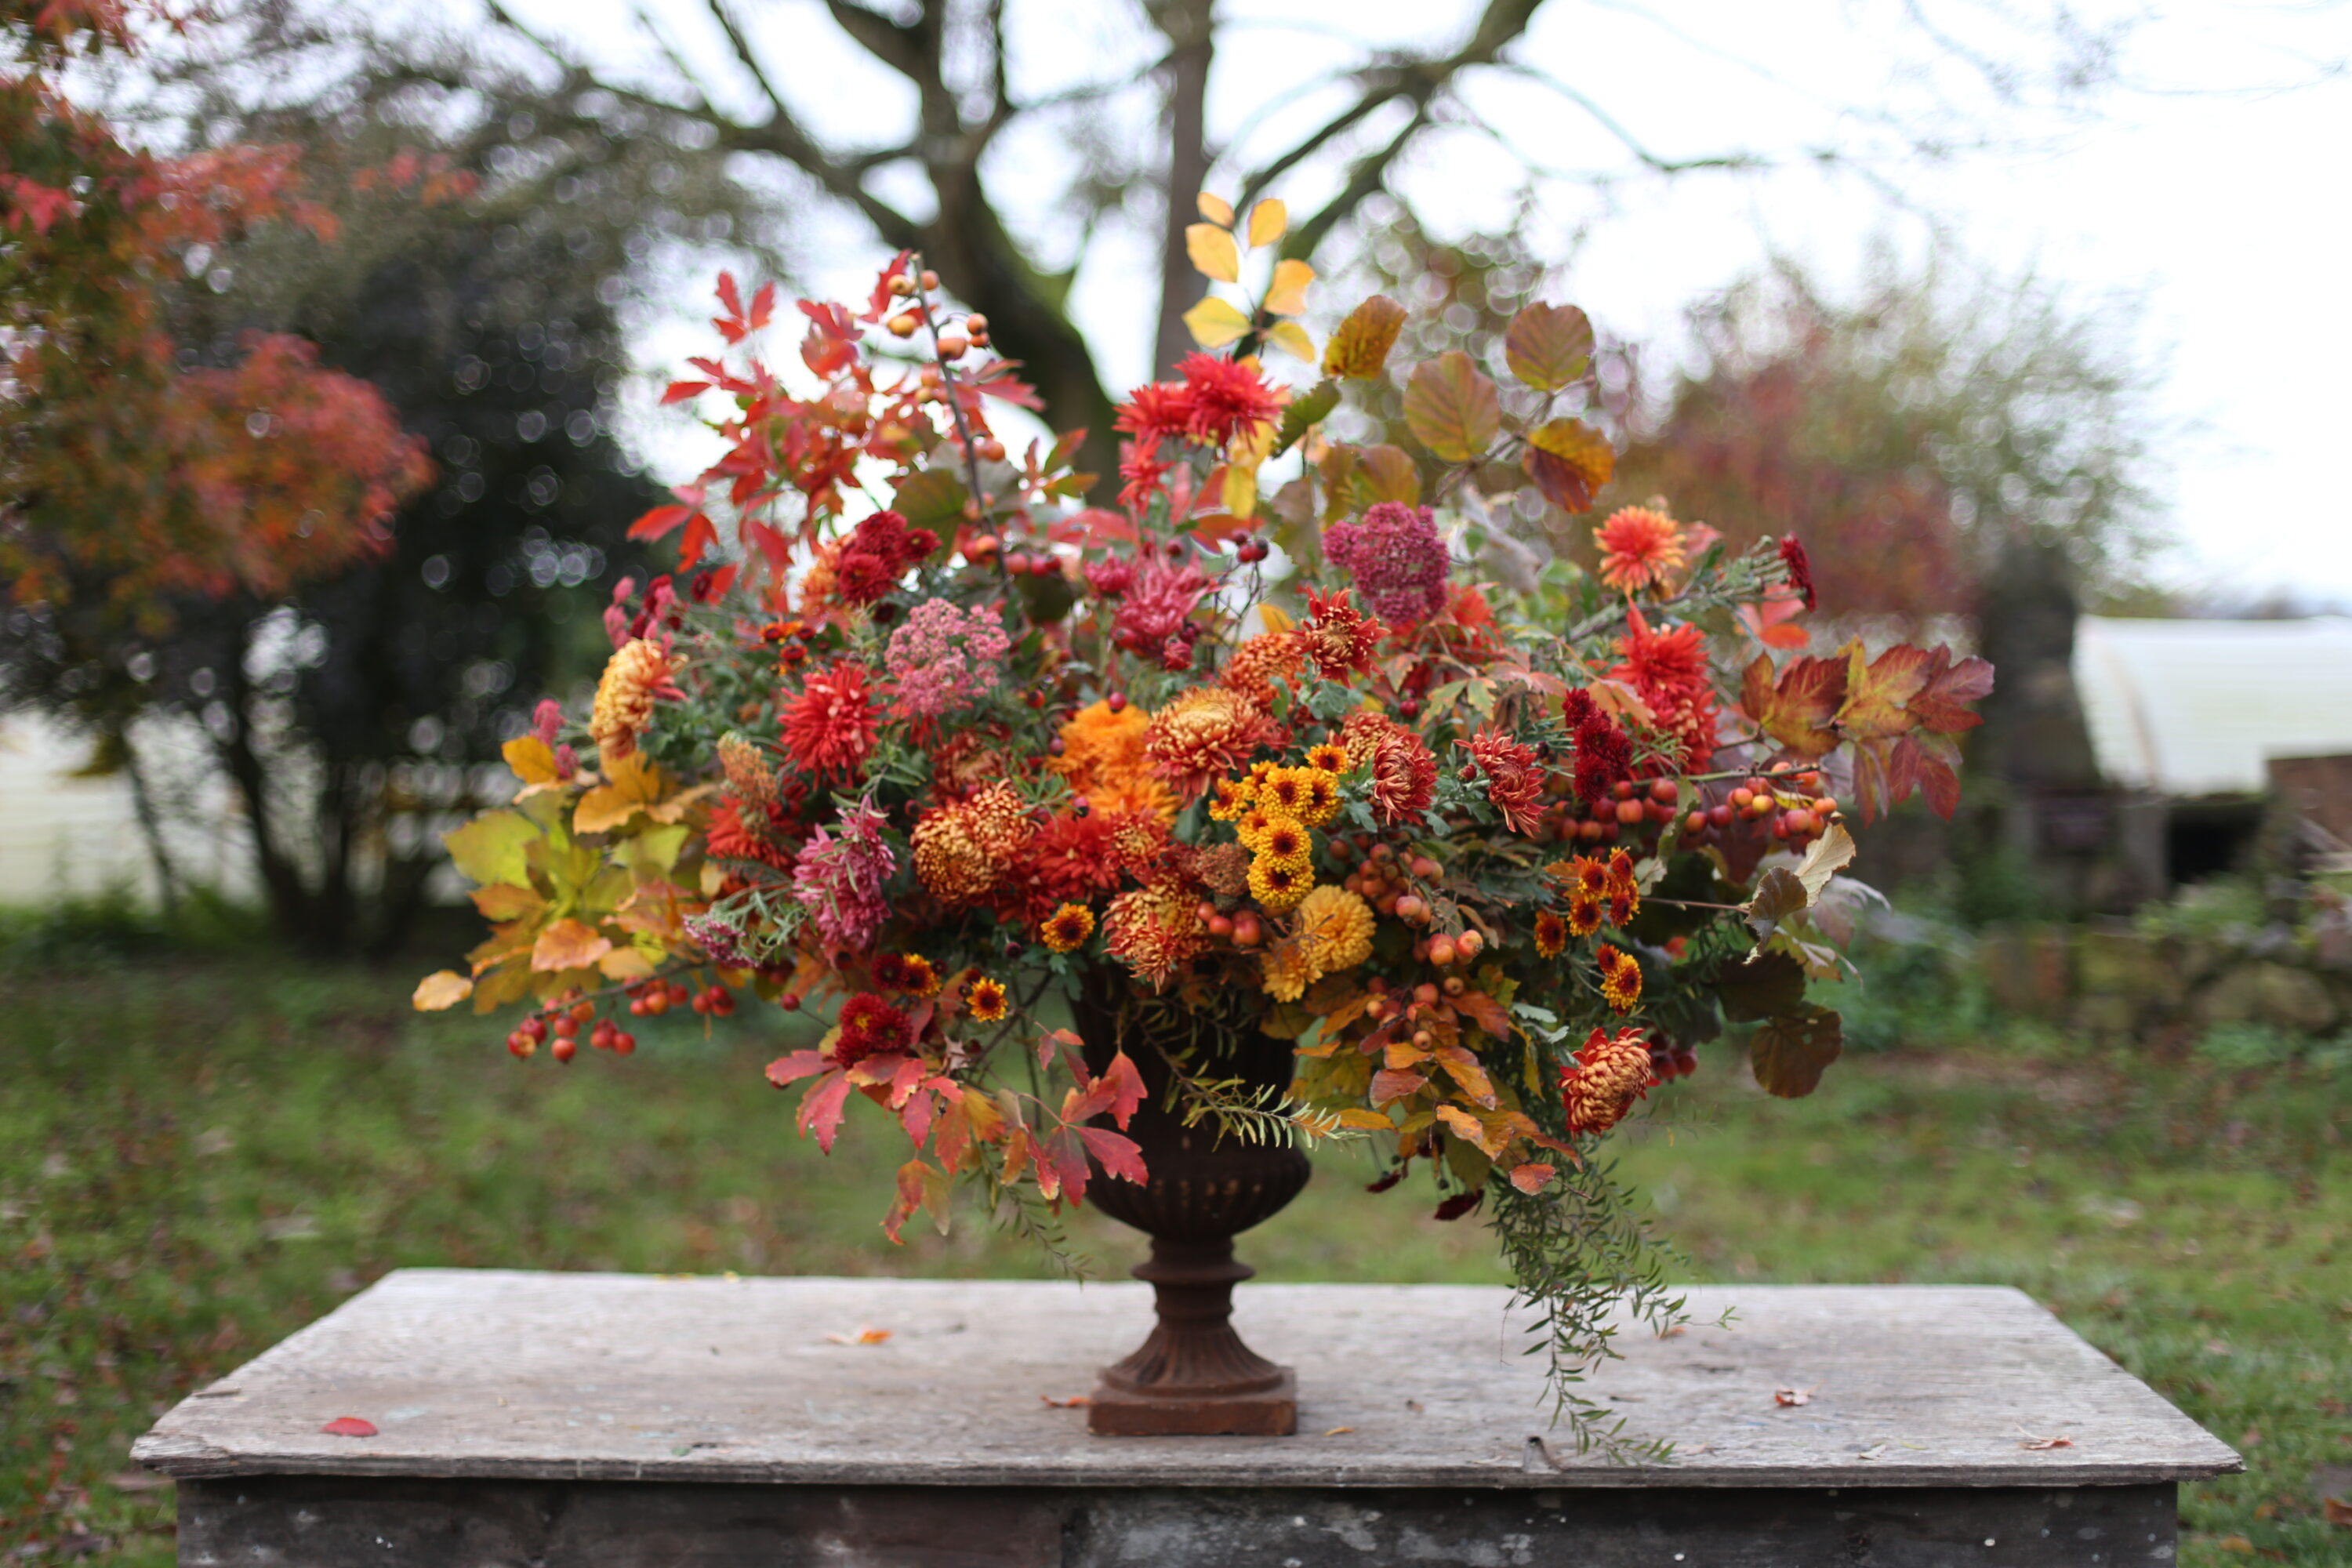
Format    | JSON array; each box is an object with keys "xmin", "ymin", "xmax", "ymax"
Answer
[{"xmin": 414, "ymin": 196, "xmax": 1991, "ymax": 1445}]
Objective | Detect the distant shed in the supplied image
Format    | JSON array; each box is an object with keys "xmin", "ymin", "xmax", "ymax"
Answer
[{"xmin": 2071, "ymin": 615, "xmax": 2352, "ymax": 884}]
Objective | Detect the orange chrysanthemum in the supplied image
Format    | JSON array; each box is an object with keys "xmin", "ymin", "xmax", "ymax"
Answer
[
  {"xmin": 1248, "ymin": 855, "xmax": 1312, "ymax": 912},
  {"xmin": 590, "ymin": 637, "xmax": 686, "ymax": 773},
  {"xmin": 966, "ymin": 975, "xmax": 1009, "ymax": 1023},
  {"xmin": 1054, "ymin": 700, "xmax": 1178, "ymax": 823},
  {"xmin": 1340, "ymin": 710, "xmax": 1436, "ymax": 826},
  {"xmin": 1222, "ymin": 629, "xmax": 1308, "ymax": 710},
  {"xmin": 1606, "ymin": 848, "xmax": 1642, "ymax": 926},
  {"xmin": 1144, "ymin": 688, "xmax": 1279, "ymax": 801},
  {"xmin": 1040, "ymin": 902, "xmax": 1098, "ymax": 953},
  {"xmin": 1534, "ymin": 909, "xmax": 1568, "ymax": 958},
  {"xmin": 1104, "ymin": 884, "xmax": 1207, "ymax": 990},
  {"xmin": 1305, "ymin": 742, "xmax": 1350, "ymax": 774},
  {"xmin": 1594, "ymin": 506, "xmax": 1686, "ymax": 594},
  {"xmin": 1560, "ymin": 1025, "xmax": 1657, "ymax": 1135},
  {"xmin": 911, "ymin": 784, "xmax": 1033, "ymax": 906},
  {"xmin": 1596, "ymin": 943, "xmax": 1642, "ymax": 1012},
  {"xmin": 716, "ymin": 731, "xmax": 777, "ymax": 806},
  {"xmin": 1566, "ymin": 894, "xmax": 1603, "ymax": 938}
]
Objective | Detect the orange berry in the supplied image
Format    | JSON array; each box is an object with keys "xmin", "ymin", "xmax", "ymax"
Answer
[
  {"xmin": 887, "ymin": 313, "xmax": 918, "ymax": 338},
  {"xmin": 1614, "ymin": 799, "xmax": 1646, "ymax": 826}
]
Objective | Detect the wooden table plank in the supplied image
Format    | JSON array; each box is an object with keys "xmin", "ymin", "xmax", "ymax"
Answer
[{"xmin": 134, "ymin": 1269, "xmax": 2239, "ymax": 1490}]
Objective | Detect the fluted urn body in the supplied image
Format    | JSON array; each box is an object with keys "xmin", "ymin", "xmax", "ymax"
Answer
[{"xmin": 1074, "ymin": 976, "xmax": 1311, "ymax": 1436}]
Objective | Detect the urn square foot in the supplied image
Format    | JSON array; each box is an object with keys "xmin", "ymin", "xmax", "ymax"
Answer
[{"xmin": 1086, "ymin": 1368, "xmax": 1297, "ymax": 1436}]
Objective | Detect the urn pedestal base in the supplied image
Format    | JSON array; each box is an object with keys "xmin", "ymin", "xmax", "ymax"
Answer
[{"xmin": 1086, "ymin": 1238, "xmax": 1297, "ymax": 1437}]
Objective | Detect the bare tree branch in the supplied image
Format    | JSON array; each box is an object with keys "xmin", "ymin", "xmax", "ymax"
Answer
[
  {"xmin": 1145, "ymin": 0, "xmax": 1216, "ymax": 376},
  {"xmin": 823, "ymin": 0, "xmax": 931, "ymax": 85},
  {"xmin": 704, "ymin": 0, "xmax": 792, "ymax": 122}
]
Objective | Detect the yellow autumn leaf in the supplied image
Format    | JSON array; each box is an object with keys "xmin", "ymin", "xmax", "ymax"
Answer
[
  {"xmin": 412, "ymin": 970, "xmax": 474, "ymax": 1012},
  {"xmin": 1258, "ymin": 604, "xmax": 1296, "ymax": 636},
  {"xmin": 501, "ymin": 735, "xmax": 564, "ymax": 796},
  {"xmin": 470, "ymin": 883, "xmax": 544, "ymax": 921},
  {"xmin": 1181, "ymin": 296, "xmax": 1252, "ymax": 348},
  {"xmin": 1336, "ymin": 1107, "xmax": 1394, "ymax": 1131},
  {"xmin": 1222, "ymin": 463, "xmax": 1258, "ymax": 520},
  {"xmin": 1322, "ymin": 295, "xmax": 1407, "ymax": 379},
  {"xmin": 444, "ymin": 810, "xmax": 537, "ymax": 887},
  {"xmin": 532, "ymin": 917, "xmax": 613, "ymax": 974},
  {"xmin": 575, "ymin": 749, "xmax": 665, "ymax": 833},
  {"xmin": 1185, "ymin": 222, "xmax": 1240, "ymax": 284},
  {"xmin": 1263, "ymin": 258, "xmax": 1313, "ymax": 317},
  {"xmin": 1245, "ymin": 198, "xmax": 1287, "ymax": 249},
  {"xmin": 1196, "ymin": 191, "xmax": 1234, "ymax": 227},
  {"xmin": 597, "ymin": 946, "xmax": 657, "ymax": 980},
  {"xmin": 1265, "ymin": 320, "xmax": 1316, "ymax": 363}
]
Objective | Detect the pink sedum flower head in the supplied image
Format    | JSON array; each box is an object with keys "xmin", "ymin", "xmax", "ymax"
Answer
[
  {"xmin": 884, "ymin": 597, "xmax": 1011, "ymax": 720},
  {"xmin": 1323, "ymin": 503, "xmax": 1449, "ymax": 626}
]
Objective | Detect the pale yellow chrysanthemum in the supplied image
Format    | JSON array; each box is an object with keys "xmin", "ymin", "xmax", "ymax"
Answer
[
  {"xmin": 1295, "ymin": 884, "xmax": 1374, "ymax": 972},
  {"xmin": 590, "ymin": 638, "xmax": 685, "ymax": 774},
  {"xmin": 1260, "ymin": 935, "xmax": 1321, "ymax": 1003}
]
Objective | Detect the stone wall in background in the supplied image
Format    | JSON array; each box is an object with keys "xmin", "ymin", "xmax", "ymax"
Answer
[{"xmin": 1976, "ymin": 920, "xmax": 2352, "ymax": 1044}]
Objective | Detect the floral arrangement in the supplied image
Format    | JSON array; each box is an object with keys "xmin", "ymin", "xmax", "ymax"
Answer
[{"xmin": 416, "ymin": 200, "xmax": 1991, "ymax": 1439}]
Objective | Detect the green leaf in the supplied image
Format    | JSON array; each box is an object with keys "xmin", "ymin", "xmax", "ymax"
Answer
[
  {"xmin": 890, "ymin": 469, "xmax": 967, "ymax": 531},
  {"xmin": 1504, "ymin": 303, "xmax": 1595, "ymax": 391},
  {"xmin": 1272, "ymin": 379, "xmax": 1339, "ymax": 457},
  {"xmin": 1715, "ymin": 949, "xmax": 1807, "ymax": 1022},
  {"xmin": 444, "ymin": 811, "xmax": 537, "ymax": 888},
  {"xmin": 1402, "ymin": 350, "xmax": 1501, "ymax": 463}
]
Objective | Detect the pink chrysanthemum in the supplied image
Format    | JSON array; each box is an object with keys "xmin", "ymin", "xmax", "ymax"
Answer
[
  {"xmin": 1323, "ymin": 503, "xmax": 1450, "ymax": 626},
  {"xmin": 1112, "ymin": 557, "xmax": 1212, "ymax": 652},
  {"xmin": 884, "ymin": 598, "xmax": 1011, "ymax": 720},
  {"xmin": 792, "ymin": 797, "xmax": 895, "ymax": 953}
]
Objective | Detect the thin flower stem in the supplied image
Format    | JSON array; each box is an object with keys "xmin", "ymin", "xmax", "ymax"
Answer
[{"xmin": 906, "ymin": 252, "xmax": 1000, "ymax": 586}]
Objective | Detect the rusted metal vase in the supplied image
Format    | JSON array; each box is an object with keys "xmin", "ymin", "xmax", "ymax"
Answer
[{"xmin": 1075, "ymin": 978, "xmax": 1311, "ymax": 1436}]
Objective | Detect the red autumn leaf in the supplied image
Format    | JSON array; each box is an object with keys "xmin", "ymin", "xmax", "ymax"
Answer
[
  {"xmin": 1773, "ymin": 1387, "xmax": 1811, "ymax": 1408},
  {"xmin": 1449, "ymin": 989, "xmax": 1512, "ymax": 1044},
  {"xmin": 797, "ymin": 1069, "xmax": 855, "ymax": 1154},
  {"xmin": 715, "ymin": 270, "xmax": 744, "ymax": 321},
  {"xmin": 2018, "ymin": 1434, "xmax": 2074, "ymax": 1451},
  {"xmin": 659, "ymin": 380, "xmax": 710, "ymax": 405},
  {"xmin": 1522, "ymin": 419, "xmax": 1613, "ymax": 514},
  {"xmin": 677, "ymin": 512, "xmax": 719, "ymax": 571},
  {"xmin": 1079, "ymin": 1127, "xmax": 1148, "ymax": 1185},
  {"xmin": 1832, "ymin": 638, "xmax": 1933, "ymax": 743},
  {"xmin": 628, "ymin": 503, "xmax": 694, "ymax": 542},
  {"xmin": 1506, "ymin": 1162, "xmax": 1558, "ymax": 1195},
  {"xmin": 1370, "ymin": 1066, "xmax": 1429, "ymax": 1106},
  {"xmin": 747, "ymin": 280, "xmax": 777, "ymax": 332},
  {"xmin": 320, "ymin": 1416, "xmax": 377, "ymax": 1437},
  {"xmin": 1097, "ymin": 1051, "xmax": 1146, "ymax": 1130},
  {"xmin": 1909, "ymin": 648, "xmax": 1995, "ymax": 733},
  {"xmin": 1740, "ymin": 653, "xmax": 1847, "ymax": 760},
  {"xmin": 1040, "ymin": 1394, "xmax": 1092, "ymax": 1408},
  {"xmin": 765, "ymin": 1050, "xmax": 831, "ymax": 1088}
]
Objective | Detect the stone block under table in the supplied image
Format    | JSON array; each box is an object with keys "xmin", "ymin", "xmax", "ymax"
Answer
[{"xmin": 134, "ymin": 1270, "xmax": 2238, "ymax": 1566}]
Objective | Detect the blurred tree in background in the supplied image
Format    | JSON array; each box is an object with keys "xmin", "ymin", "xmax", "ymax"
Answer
[
  {"xmin": 1605, "ymin": 258, "xmax": 2170, "ymax": 623},
  {"xmin": 4, "ymin": 2, "xmax": 764, "ymax": 953}
]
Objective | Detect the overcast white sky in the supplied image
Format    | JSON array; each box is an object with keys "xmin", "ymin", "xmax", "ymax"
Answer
[{"xmin": 481, "ymin": 0, "xmax": 2352, "ymax": 608}]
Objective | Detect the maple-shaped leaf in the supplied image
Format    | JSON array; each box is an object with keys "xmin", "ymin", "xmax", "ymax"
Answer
[
  {"xmin": 1740, "ymin": 653, "xmax": 1846, "ymax": 760},
  {"xmin": 1831, "ymin": 639, "xmax": 1935, "ymax": 743},
  {"xmin": 500, "ymin": 736, "xmax": 566, "ymax": 797},
  {"xmin": 1079, "ymin": 1127, "xmax": 1148, "ymax": 1185},
  {"xmin": 1909, "ymin": 648, "xmax": 1995, "ymax": 734},
  {"xmin": 796, "ymin": 1069, "xmax": 855, "ymax": 1154}
]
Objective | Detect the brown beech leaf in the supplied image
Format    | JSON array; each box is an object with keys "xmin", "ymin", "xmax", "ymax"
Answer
[
  {"xmin": 1751, "ymin": 1008, "xmax": 1843, "ymax": 1099},
  {"xmin": 320, "ymin": 1416, "xmax": 378, "ymax": 1437},
  {"xmin": 1323, "ymin": 295, "xmax": 1407, "ymax": 379},
  {"xmin": 1522, "ymin": 419, "xmax": 1613, "ymax": 514},
  {"xmin": 1403, "ymin": 350, "xmax": 1501, "ymax": 463},
  {"xmin": 1348, "ymin": 443, "xmax": 1421, "ymax": 508},
  {"xmin": 1715, "ymin": 949, "xmax": 1807, "ymax": 1023},
  {"xmin": 1504, "ymin": 303, "xmax": 1595, "ymax": 390},
  {"xmin": 2323, "ymin": 1496, "xmax": 2352, "ymax": 1526},
  {"xmin": 1741, "ymin": 868, "xmax": 1809, "ymax": 947}
]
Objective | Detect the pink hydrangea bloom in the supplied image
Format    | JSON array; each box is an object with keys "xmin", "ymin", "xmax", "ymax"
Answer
[
  {"xmin": 1323, "ymin": 503, "xmax": 1449, "ymax": 626},
  {"xmin": 792, "ymin": 797, "xmax": 895, "ymax": 952},
  {"xmin": 884, "ymin": 598, "xmax": 1011, "ymax": 719}
]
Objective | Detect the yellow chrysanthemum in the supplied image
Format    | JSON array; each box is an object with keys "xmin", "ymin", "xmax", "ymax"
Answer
[
  {"xmin": 590, "ymin": 638, "xmax": 686, "ymax": 774},
  {"xmin": 1207, "ymin": 776, "xmax": 1255, "ymax": 821},
  {"xmin": 1247, "ymin": 855, "xmax": 1312, "ymax": 913},
  {"xmin": 1534, "ymin": 909, "xmax": 1569, "ymax": 959},
  {"xmin": 1258, "ymin": 765, "xmax": 1313, "ymax": 818},
  {"xmin": 1596, "ymin": 943, "xmax": 1642, "ymax": 1012},
  {"xmin": 1260, "ymin": 935, "xmax": 1321, "ymax": 1003},
  {"xmin": 1295, "ymin": 884, "xmax": 1374, "ymax": 972},
  {"xmin": 966, "ymin": 975, "xmax": 1009, "ymax": 1023},
  {"xmin": 1294, "ymin": 768, "xmax": 1342, "ymax": 827},
  {"xmin": 1233, "ymin": 806, "xmax": 1285, "ymax": 853},
  {"xmin": 1040, "ymin": 902, "xmax": 1098, "ymax": 953},
  {"xmin": 1305, "ymin": 742, "xmax": 1350, "ymax": 775}
]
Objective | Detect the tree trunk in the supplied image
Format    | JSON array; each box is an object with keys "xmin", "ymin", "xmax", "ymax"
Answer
[
  {"xmin": 1151, "ymin": 0, "xmax": 1218, "ymax": 379},
  {"xmin": 116, "ymin": 724, "xmax": 183, "ymax": 920}
]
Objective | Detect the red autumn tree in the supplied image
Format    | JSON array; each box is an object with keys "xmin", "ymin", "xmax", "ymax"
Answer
[{"xmin": 0, "ymin": 0, "xmax": 430, "ymax": 632}]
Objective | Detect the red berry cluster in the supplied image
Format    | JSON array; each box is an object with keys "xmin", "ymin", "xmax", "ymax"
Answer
[
  {"xmin": 506, "ymin": 996, "xmax": 637, "ymax": 1065},
  {"xmin": 1648, "ymin": 1039, "xmax": 1700, "ymax": 1081}
]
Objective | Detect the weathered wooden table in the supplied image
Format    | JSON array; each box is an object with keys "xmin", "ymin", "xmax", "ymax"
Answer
[{"xmin": 135, "ymin": 1269, "xmax": 2236, "ymax": 1566}]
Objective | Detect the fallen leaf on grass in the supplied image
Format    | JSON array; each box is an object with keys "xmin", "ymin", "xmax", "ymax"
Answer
[
  {"xmin": 823, "ymin": 1327, "xmax": 891, "ymax": 1345},
  {"xmin": 320, "ymin": 1417, "xmax": 378, "ymax": 1437},
  {"xmin": 2323, "ymin": 1497, "xmax": 2352, "ymax": 1527},
  {"xmin": 1323, "ymin": 1426, "xmax": 1356, "ymax": 1436},
  {"xmin": 1040, "ymin": 1395, "xmax": 1091, "ymax": 1408}
]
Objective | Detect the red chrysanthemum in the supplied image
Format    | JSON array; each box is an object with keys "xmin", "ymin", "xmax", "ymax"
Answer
[
  {"xmin": 1000, "ymin": 810, "xmax": 1132, "ymax": 920},
  {"xmin": 830, "ymin": 510, "xmax": 941, "ymax": 606},
  {"xmin": 1534, "ymin": 909, "xmax": 1568, "ymax": 958},
  {"xmin": 1174, "ymin": 351, "xmax": 1281, "ymax": 446},
  {"xmin": 1564, "ymin": 691, "xmax": 1634, "ymax": 808},
  {"xmin": 706, "ymin": 795, "xmax": 793, "ymax": 870},
  {"xmin": 1560, "ymin": 1025, "xmax": 1657, "ymax": 1135},
  {"xmin": 833, "ymin": 993, "xmax": 912, "ymax": 1070},
  {"xmin": 1103, "ymin": 884, "xmax": 1207, "ymax": 991},
  {"xmin": 1340, "ymin": 711, "xmax": 1437, "ymax": 826},
  {"xmin": 1611, "ymin": 606, "xmax": 1718, "ymax": 772},
  {"xmin": 1593, "ymin": 506, "xmax": 1686, "ymax": 595},
  {"xmin": 779, "ymin": 661, "xmax": 880, "ymax": 784},
  {"xmin": 1118, "ymin": 434, "xmax": 1174, "ymax": 513},
  {"xmin": 1299, "ymin": 588, "xmax": 1387, "ymax": 679},
  {"xmin": 1112, "ymin": 381, "xmax": 1196, "ymax": 443},
  {"xmin": 1466, "ymin": 726, "xmax": 1547, "ymax": 837},
  {"xmin": 1779, "ymin": 535, "xmax": 1817, "ymax": 612},
  {"xmin": 1113, "ymin": 557, "xmax": 1212, "ymax": 654}
]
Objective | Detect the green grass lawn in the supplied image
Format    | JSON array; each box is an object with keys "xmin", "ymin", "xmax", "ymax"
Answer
[{"xmin": 3, "ymin": 954, "xmax": 2347, "ymax": 1564}]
